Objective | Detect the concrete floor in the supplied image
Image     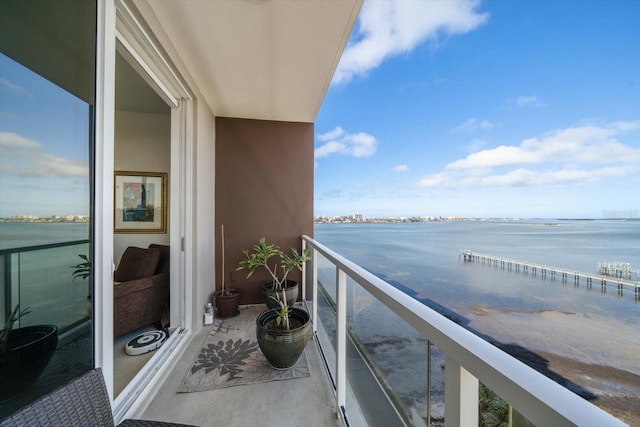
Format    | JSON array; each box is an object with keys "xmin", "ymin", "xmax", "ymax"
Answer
[
  {"xmin": 136, "ymin": 309, "xmax": 342, "ymax": 427},
  {"xmin": 113, "ymin": 326, "xmax": 156, "ymax": 397}
]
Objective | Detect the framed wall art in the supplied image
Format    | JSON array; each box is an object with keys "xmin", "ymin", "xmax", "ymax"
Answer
[{"xmin": 114, "ymin": 171, "xmax": 167, "ymax": 233}]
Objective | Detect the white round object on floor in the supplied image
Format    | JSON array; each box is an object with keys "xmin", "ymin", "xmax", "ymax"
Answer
[{"xmin": 125, "ymin": 330, "xmax": 167, "ymax": 356}]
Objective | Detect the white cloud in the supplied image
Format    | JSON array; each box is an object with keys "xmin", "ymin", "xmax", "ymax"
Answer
[
  {"xmin": 314, "ymin": 140, "xmax": 345, "ymax": 158},
  {"xmin": 467, "ymin": 139, "xmax": 488, "ymax": 153},
  {"xmin": 449, "ymin": 122, "xmax": 640, "ymax": 170},
  {"xmin": 457, "ymin": 166, "xmax": 636, "ymax": 187},
  {"xmin": 453, "ymin": 118, "xmax": 495, "ymax": 133},
  {"xmin": 0, "ymin": 78, "xmax": 30, "ymax": 97},
  {"xmin": 0, "ymin": 132, "xmax": 43, "ymax": 150},
  {"xmin": 417, "ymin": 120, "xmax": 640, "ymax": 188},
  {"xmin": 315, "ymin": 127, "xmax": 377, "ymax": 159},
  {"xmin": 417, "ymin": 172, "xmax": 451, "ymax": 188},
  {"xmin": 0, "ymin": 131, "xmax": 88, "ymax": 178},
  {"xmin": 447, "ymin": 144, "xmax": 541, "ymax": 169},
  {"xmin": 333, "ymin": 0, "xmax": 489, "ymax": 85},
  {"xmin": 392, "ymin": 164, "xmax": 409, "ymax": 172},
  {"xmin": 18, "ymin": 153, "xmax": 88, "ymax": 178},
  {"xmin": 515, "ymin": 95, "xmax": 542, "ymax": 107},
  {"xmin": 317, "ymin": 126, "xmax": 346, "ymax": 142}
]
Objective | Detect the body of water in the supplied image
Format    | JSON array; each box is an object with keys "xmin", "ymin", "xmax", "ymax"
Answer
[
  {"xmin": 315, "ymin": 219, "xmax": 640, "ymax": 325},
  {"xmin": 0, "ymin": 222, "xmax": 92, "ymax": 417},
  {"xmin": 314, "ymin": 219, "xmax": 640, "ymax": 424},
  {"xmin": 0, "ymin": 222, "xmax": 90, "ymax": 329},
  {"xmin": 0, "ymin": 222, "xmax": 89, "ymax": 250}
]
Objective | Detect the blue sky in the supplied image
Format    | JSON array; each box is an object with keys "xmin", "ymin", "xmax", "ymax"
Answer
[
  {"xmin": 314, "ymin": 0, "xmax": 640, "ymax": 218},
  {"xmin": 0, "ymin": 54, "xmax": 90, "ymax": 217},
  {"xmin": 1, "ymin": 1, "xmax": 638, "ymax": 220}
]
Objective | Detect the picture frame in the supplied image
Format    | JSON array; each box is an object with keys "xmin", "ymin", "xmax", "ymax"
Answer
[{"xmin": 114, "ymin": 171, "xmax": 167, "ymax": 233}]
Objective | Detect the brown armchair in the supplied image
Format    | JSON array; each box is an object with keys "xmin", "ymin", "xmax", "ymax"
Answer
[{"xmin": 113, "ymin": 244, "xmax": 170, "ymax": 337}]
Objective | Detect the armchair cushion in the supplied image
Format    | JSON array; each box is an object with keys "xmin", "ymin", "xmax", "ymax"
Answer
[
  {"xmin": 115, "ymin": 247, "xmax": 161, "ymax": 282},
  {"xmin": 148, "ymin": 244, "xmax": 170, "ymax": 274}
]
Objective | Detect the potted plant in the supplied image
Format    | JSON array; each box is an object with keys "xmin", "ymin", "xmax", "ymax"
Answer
[
  {"xmin": 236, "ymin": 237, "xmax": 309, "ymax": 309},
  {"xmin": 215, "ymin": 224, "xmax": 241, "ymax": 318},
  {"xmin": 256, "ymin": 291, "xmax": 311, "ymax": 369},
  {"xmin": 71, "ymin": 253, "xmax": 92, "ymax": 317},
  {"xmin": 0, "ymin": 305, "xmax": 58, "ymax": 401},
  {"xmin": 237, "ymin": 238, "xmax": 311, "ymax": 369}
]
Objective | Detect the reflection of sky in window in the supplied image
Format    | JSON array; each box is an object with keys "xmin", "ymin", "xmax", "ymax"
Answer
[{"xmin": 0, "ymin": 53, "xmax": 90, "ymax": 217}]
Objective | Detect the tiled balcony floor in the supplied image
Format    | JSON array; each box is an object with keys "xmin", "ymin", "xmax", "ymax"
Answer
[{"xmin": 136, "ymin": 305, "xmax": 341, "ymax": 427}]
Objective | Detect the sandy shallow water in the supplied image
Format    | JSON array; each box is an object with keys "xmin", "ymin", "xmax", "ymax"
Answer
[{"xmin": 462, "ymin": 306, "xmax": 640, "ymax": 425}]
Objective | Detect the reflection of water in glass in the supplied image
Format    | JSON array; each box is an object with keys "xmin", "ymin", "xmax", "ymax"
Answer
[
  {"xmin": 18, "ymin": 245, "xmax": 90, "ymax": 329},
  {"xmin": 315, "ymin": 219, "xmax": 640, "ymax": 425},
  {"xmin": 0, "ymin": 222, "xmax": 92, "ymax": 418},
  {"xmin": 1, "ymin": 222, "xmax": 90, "ymax": 330}
]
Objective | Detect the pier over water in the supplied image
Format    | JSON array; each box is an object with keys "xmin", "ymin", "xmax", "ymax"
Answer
[{"xmin": 460, "ymin": 249, "xmax": 640, "ymax": 300}]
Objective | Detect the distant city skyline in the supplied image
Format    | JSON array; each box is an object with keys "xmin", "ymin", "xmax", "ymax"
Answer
[
  {"xmin": 314, "ymin": 0, "xmax": 640, "ymax": 218},
  {"xmin": 314, "ymin": 210, "xmax": 640, "ymax": 223}
]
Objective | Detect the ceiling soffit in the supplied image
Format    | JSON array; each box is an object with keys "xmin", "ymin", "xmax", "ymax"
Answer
[{"xmin": 145, "ymin": 0, "xmax": 362, "ymax": 123}]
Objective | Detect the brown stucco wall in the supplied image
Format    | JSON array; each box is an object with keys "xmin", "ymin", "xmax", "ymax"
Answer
[{"xmin": 215, "ymin": 117, "xmax": 314, "ymax": 304}]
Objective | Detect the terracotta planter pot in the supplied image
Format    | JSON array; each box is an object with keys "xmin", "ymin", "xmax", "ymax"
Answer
[
  {"xmin": 256, "ymin": 307, "xmax": 310, "ymax": 369},
  {"xmin": 215, "ymin": 289, "xmax": 241, "ymax": 318},
  {"xmin": 0, "ymin": 325, "xmax": 58, "ymax": 402},
  {"xmin": 262, "ymin": 280, "xmax": 299, "ymax": 309}
]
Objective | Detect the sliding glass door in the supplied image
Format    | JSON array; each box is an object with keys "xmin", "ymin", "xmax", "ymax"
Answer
[{"xmin": 0, "ymin": 0, "xmax": 96, "ymax": 416}]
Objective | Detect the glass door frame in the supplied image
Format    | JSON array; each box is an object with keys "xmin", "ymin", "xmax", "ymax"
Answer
[{"xmin": 94, "ymin": 0, "xmax": 195, "ymax": 417}]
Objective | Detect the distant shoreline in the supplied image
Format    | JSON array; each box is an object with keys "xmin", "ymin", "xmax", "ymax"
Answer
[
  {"xmin": 314, "ymin": 216, "xmax": 640, "ymax": 224},
  {"xmin": 0, "ymin": 218, "xmax": 89, "ymax": 223}
]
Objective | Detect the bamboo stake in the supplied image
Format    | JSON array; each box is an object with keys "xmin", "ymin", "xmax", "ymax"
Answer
[{"xmin": 221, "ymin": 224, "xmax": 225, "ymax": 295}]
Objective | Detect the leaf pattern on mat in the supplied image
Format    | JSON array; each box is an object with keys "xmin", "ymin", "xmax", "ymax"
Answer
[
  {"xmin": 178, "ymin": 306, "xmax": 310, "ymax": 392},
  {"xmin": 191, "ymin": 338, "xmax": 258, "ymax": 380}
]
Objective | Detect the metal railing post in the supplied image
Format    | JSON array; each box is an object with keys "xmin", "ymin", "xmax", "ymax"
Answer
[
  {"xmin": 2, "ymin": 254, "xmax": 11, "ymax": 321},
  {"xmin": 312, "ymin": 247, "xmax": 318, "ymax": 334},
  {"xmin": 336, "ymin": 268, "xmax": 347, "ymax": 413},
  {"xmin": 427, "ymin": 340, "xmax": 432, "ymax": 427},
  {"xmin": 301, "ymin": 239, "xmax": 307, "ymax": 302}
]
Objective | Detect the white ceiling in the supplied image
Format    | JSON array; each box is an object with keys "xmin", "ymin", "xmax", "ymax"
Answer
[
  {"xmin": 116, "ymin": 51, "xmax": 170, "ymax": 114},
  {"xmin": 143, "ymin": 0, "xmax": 362, "ymax": 123}
]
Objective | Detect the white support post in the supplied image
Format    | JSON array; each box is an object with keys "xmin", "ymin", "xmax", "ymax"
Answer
[
  {"xmin": 312, "ymin": 247, "xmax": 318, "ymax": 334},
  {"xmin": 301, "ymin": 239, "xmax": 307, "ymax": 302},
  {"xmin": 427, "ymin": 340, "xmax": 432, "ymax": 427},
  {"xmin": 336, "ymin": 268, "xmax": 347, "ymax": 412},
  {"xmin": 444, "ymin": 355, "xmax": 479, "ymax": 427}
]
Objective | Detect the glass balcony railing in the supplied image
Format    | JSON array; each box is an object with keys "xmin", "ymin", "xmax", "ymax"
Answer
[
  {"xmin": 301, "ymin": 235, "xmax": 626, "ymax": 427},
  {"xmin": 1, "ymin": 240, "xmax": 91, "ymax": 331},
  {"xmin": 0, "ymin": 240, "xmax": 92, "ymax": 417}
]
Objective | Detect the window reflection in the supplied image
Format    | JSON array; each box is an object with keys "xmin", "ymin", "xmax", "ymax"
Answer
[{"xmin": 0, "ymin": 0, "xmax": 95, "ymax": 416}]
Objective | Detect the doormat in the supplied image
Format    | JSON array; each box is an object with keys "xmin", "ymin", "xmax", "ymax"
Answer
[{"xmin": 178, "ymin": 305, "xmax": 310, "ymax": 392}]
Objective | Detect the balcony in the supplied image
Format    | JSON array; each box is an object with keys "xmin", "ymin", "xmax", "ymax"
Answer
[{"xmin": 134, "ymin": 236, "xmax": 625, "ymax": 426}]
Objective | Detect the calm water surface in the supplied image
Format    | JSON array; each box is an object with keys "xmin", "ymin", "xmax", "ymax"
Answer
[
  {"xmin": 315, "ymin": 219, "xmax": 640, "ymax": 322},
  {"xmin": 0, "ymin": 222, "xmax": 90, "ymax": 328},
  {"xmin": 313, "ymin": 219, "xmax": 640, "ymax": 422}
]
